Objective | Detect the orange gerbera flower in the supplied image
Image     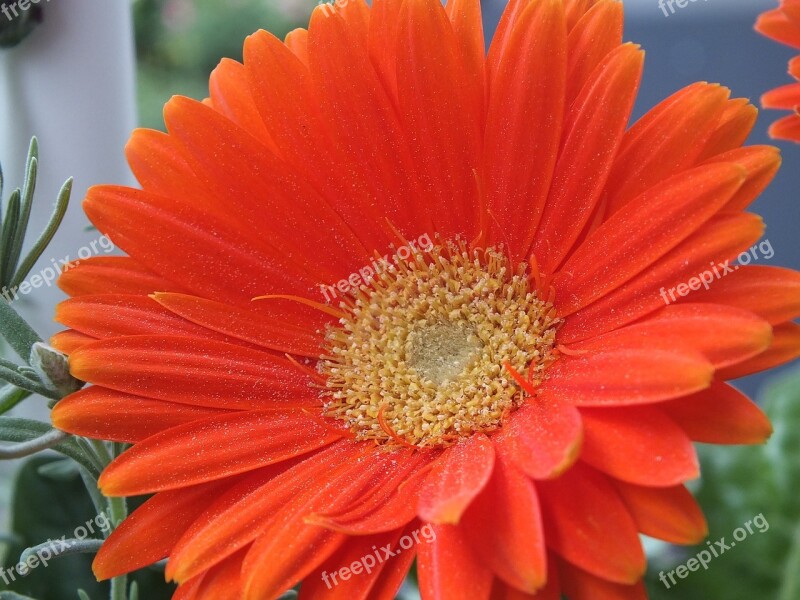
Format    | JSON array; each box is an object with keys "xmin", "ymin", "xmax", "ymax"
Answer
[
  {"xmin": 50, "ymin": 0, "xmax": 800, "ymax": 598},
  {"xmin": 756, "ymin": 0, "xmax": 800, "ymax": 141}
]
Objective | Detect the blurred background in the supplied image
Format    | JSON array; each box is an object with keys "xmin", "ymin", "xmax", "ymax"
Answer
[{"xmin": 0, "ymin": 0, "xmax": 798, "ymax": 598}]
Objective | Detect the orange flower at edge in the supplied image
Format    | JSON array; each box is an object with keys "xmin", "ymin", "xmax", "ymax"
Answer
[
  {"xmin": 49, "ymin": 0, "xmax": 800, "ymax": 598},
  {"xmin": 757, "ymin": 0, "xmax": 800, "ymax": 141}
]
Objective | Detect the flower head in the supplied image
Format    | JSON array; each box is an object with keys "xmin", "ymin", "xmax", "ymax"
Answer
[{"xmin": 52, "ymin": 0, "xmax": 800, "ymax": 598}]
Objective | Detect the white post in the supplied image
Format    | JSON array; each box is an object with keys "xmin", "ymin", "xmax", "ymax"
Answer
[
  {"xmin": 0, "ymin": 0, "xmax": 136, "ymax": 337},
  {"xmin": 0, "ymin": 1, "xmax": 137, "ymax": 418}
]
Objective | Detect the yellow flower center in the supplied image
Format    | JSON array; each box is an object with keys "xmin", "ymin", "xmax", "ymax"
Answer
[{"xmin": 319, "ymin": 240, "xmax": 560, "ymax": 448}]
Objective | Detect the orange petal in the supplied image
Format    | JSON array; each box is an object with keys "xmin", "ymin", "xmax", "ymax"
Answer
[
  {"xmin": 769, "ymin": 112, "xmax": 800, "ymax": 142},
  {"xmin": 152, "ymin": 292, "xmax": 325, "ymax": 358},
  {"xmin": 462, "ymin": 452, "xmax": 547, "ymax": 593},
  {"xmin": 565, "ymin": 0, "xmax": 624, "ymax": 107},
  {"xmin": 532, "ymin": 43, "xmax": 644, "ymax": 273},
  {"xmin": 300, "ymin": 528, "xmax": 412, "ymax": 600},
  {"xmin": 93, "ymin": 479, "xmax": 230, "ymax": 579},
  {"xmin": 52, "ymin": 387, "xmax": 231, "ymax": 443},
  {"xmin": 208, "ymin": 58, "xmax": 279, "ymax": 154},
  {"xmin": 614, "ymin": 481, "xmax": 707, "ymax": 544},
  {"xmin": 557, "ymin": 559, "xmax": 647, "ymax": 600},
  {"xmin": 368, "ymin": 0, "xmax": 403, "ymax": 103},
  {"xmin": 559, "ymin": 212, "xmax": 765, "ymax": 343},
  {"xmin": 418, "ymin": 523, "xmax": 493, "ymax": 600},
  {"xmin": 494, "ymin": 396, "xmax": 582, "ymax": 480},
  {"xmin": 579, "ymin": 406, "xmax": 700, "ymax": 486},
  {"xmin": 284, "ymin": 28, "xmax": 309, "ymax": 65},
  {"xmin": 50, "ymin": 330, "xmax": 96, "ymax": 354},
  {"xmin": 167, "ymin": 441, "xmax": 354, "ymax": 583},
  {"xmin": 702, "ymin": 146, "xmax": 782, "ymax": 212},
  {"xmin": 243, "ymin": 29, "xmax": 395, "ymax": 250},
  {"xmin": 685, "ymin": 265, "xmax": 800, "ymax": 325},
  {"xmin": 604, "ymin": 83, "xmax": 730, "ymax": 215},
  {"xmin": 486, "ymin": 0, "xmax": 529, "ymax": 85},
  {"xmin": 696, "ymin": 98, "xmax": 758, "ymax": 161},
  {"xmin": 538, "ymin": 463, "xmax": 645, "ymax": 585},
  {"xmin": 99, "ymin": 410, "xmax": 341, "ymax": 495},
  {"xmin": 307, "ymin": 7, "xmax": 425, "ymax": 237},
  {"xmin": 308, "ymin": 452, "xmax": 434, "ymax": 534},
  {"xmin": 240, "ymin": 450, "xmax": 412, "ymax": 598},
  {"xmin": 718, "ymin": 322, "xmax": 800, "ymax": 379},
  {"xmin": 417, "ymin": 433, "xmax": 495, "ymax": 524},
  {"xmin": 395, "ymin": 0, "xmax": 482, "ymax": 239},
  {"xmin": 69, "ymin": 336, "xmax": 316, "ymax": 409},
  {"xmin": 445, "ymin": 0, "xmax": 486, "ymax": 122},
  {"xmin": 543, "ymin": 347, "xmax": 713, "ymax": 406},
  {"xmin": 762, "ymin": 81, "xmax": 800, "ymax": 109},
  {"xmin": 56, "ymin": 295, "xmax": 230, "ymax": 342},
  {"xmin": 58, "ymin": 256, "xmax": 184, "ymax": 298},
  {"xmin": 483, "ymin": 0, "xmax": 567, "ymax": 258},
  {"xmin": 329, "ymin": 0, "xmax": 370, "ymax": 42},
  {"xmin": 84, "ymin": 185, "xmax": 317, "ymax": 304},
  {"xmin": 355, "ymin": 523, "xmax": 419, "ymax": 600},
  {"xmin": 575, "ymin": 303, "xmax": 773, "ymax": 370},
  {"xmin": 661, "ymin": 382, "xmax": 773, "ymax": 445},
  {"xmin": 563, "ymin": 0, "xmax": 595, "ymax": 30},
  {"xmin": 163, "ymin": 96, "xmax": 370, "ymax": 281},
  {"xmin": 489, "ymin": 557, "xmax": 560, "ymax": 599},
  {"xmin": 755, "ymin": 7, "xmax": 800, "ymax": 48},
  {"xmin": 191, "ymin": 547, "xmax": 246, "ymax": 600},
  {"xmin": 554, "ymin": 162, "xmax": 745, "ymax": 314},
  {"xmin": 125, "ymin": 128, "xmax": 211, "ymax": 206}
]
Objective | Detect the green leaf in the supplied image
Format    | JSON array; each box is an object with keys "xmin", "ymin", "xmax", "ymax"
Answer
[
  {"xmin": 0, "ymin": 361, "xmax": 57, "ymax": 401},
  {"xmin": 0, "ymin": 418, "xmax": 100, "ymax": 479},
  {"xmin": 0, "ymin": 189, "xmax": 20, "ymax": 288},
  {"xmin": 10, "ymin": 178, "xmax": 72, "ymax": 288},
  {"xmin": 5, "ymin": 141, "xmax": 38, "ymax": 282},
  {"xmin": 0, "ymin": 386, "xmax": 31, "ymax": 416},
  {"xmin": 0, "ymin": 301, "xmax": 43, "ymax": 364}
]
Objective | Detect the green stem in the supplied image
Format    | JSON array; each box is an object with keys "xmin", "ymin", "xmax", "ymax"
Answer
[
  {"xmin": 20, "ymin": 538, "xmax": 103, "ymax": 564},
  {"xmin": 110, "ymin": 573, "xmax": 128, "ymax": 600},
  {"xmin": 79, "ymin": 468, "xmax": 105, "ymax": 516},
  {"xmin": 0, "ymin": 428, "xmax": 68, "ymax": 459},
  {"xmin": 73, "ymin": 436, "xmax": 107, "ymax": 475},
  {"xmin": 89, "ymin": 439, "xmax": 113, "ymax": 465}
]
